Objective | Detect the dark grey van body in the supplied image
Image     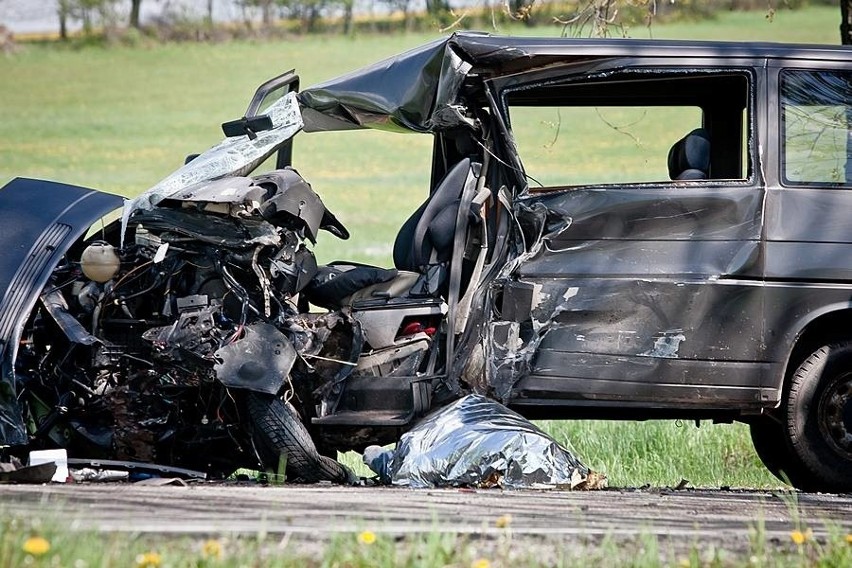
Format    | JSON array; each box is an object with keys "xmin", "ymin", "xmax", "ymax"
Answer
[{"xmin": 300, "ymin": 35, "xmax": 852, "ymax": 489}]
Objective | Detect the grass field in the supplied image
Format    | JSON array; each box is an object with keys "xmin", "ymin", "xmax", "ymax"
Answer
[
  {"xmin": 0, "ymin": 5, "xmax": 844, "ymax": 489},
  {"xmin": 2, "ymin": 513, "xmax": 849, "ymax": 567}
]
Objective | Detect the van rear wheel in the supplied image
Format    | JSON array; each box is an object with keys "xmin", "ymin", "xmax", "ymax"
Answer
[
  {"xmin": 750, "ymin": 342, "xmax": 852, "ymax": 492},
  {"xmin": 783, "ymin": 343, "xmax": 852, "ymax": 493}
]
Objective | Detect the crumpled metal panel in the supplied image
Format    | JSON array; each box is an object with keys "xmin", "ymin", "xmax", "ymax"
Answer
[
  {"xmin": 482, "ymin": 178, "xmax": 769, "ymax": 407},
  {"xmin": 380, "ymin": 394, "xmax": 591, "ymax": 488},
  {"xmin": 0, "ymin": 178, "xmax": 123, "ymax": 446},
  {"xmin": 296, "ymin": 33, "xmax": 850, "ymax": 136},
  {"xmin": 298, "ymin": 36, "xmax": 473, "ymax": 133},
  {"xmin": 131, "ymin": 208, "xmax": 280, "ymax": 248},
  {"xmin": 164, "ymin": 176, "xmax": 261, "ymax": 205},
  {"xmin": 214, "ymin": 323, "xmax": 296, "ymax": 395}
]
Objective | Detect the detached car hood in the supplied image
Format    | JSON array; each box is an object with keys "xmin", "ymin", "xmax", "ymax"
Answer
[{"xmin": 0, "ymin": 178, "xmax": 123, "ymax": 444}]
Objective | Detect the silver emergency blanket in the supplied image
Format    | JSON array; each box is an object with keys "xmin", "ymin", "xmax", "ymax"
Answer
[{"xmin": 365, "ymin": 394, "xmax": 598, "ymax": 489}]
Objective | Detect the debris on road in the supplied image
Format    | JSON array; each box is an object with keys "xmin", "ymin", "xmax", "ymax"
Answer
[
  {"xmin": 28, "ymin": 449, "xmax": 69, "ymax": 482},
  {"xmin": 0, "ymin": 456, "xmax": 56, "ymax": 484},
  {"xmin": 70, "ymin": 468, "xmax": 130, "ymax": 483}
]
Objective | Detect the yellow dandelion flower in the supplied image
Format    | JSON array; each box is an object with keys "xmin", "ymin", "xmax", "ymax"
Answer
[
  {"xmin": 135, "ymin": 552, "xmax": 162, "ymax": 568},
  {"xmin": 790, "ymin": 529, "xmax": 812, "ymax": 546},
  {"xmin": 22, "ymin": 536, "xmax": 50, "ymax": 556},
  {"xmin": 845, "ymin": 533, "xmax": 852, "ymax": 545},
  {"xmin": 357, "ymin": 530, "xmax": 377, "ymax": 545},
  {"xmin": 471, "ymin": 559, "xmax": 491, "ymax": 568},
  {"xmin": 495, "ymin": 514, "xmax": 512, "ymax": 528},
  {"xmin": 202, "ymin": 539, "xmax": 223, "ymax": 560}
]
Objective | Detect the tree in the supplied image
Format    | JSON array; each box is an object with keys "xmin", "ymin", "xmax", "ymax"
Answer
[
  {"xmin": 58, "ymin": 0, "xmax": 72, "ymax": 39},
  {"xmin": 340, "ymin": 0, "xmax": 354, "ymax": 34},
  {"xmin": 273, "ymin": 0, "xmax": 330, "ymax": 33},
  {"xmin": 380, "ymin": 0, "xmax": 414, "ymax": 30},
  {"xmin": 240, "ymin": 0, "xmax": 277, "ymax": 25},
  {"xmin": 57, "ymin": 0, "xmax": 120, "ymax": 36},
  {"xmin": 129, "ymin": 0, "xmax": 142, "ymax": 28},
  {"xmin": 842, "ymin": 1, "xmax": 851, "ymax": 45},
  {"xmin": 554, "ymin": 0, "xmax": 657, "ymax": 37},
  {"xmin": 425, "ymin": 0, "xmax": 451, "ymax": 17},
  {"xmin": 298, "ymin": 0, "xmax": 327, "ymax": 32}
]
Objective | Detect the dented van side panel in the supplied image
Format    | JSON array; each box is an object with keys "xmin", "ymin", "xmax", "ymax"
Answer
[
  {"xmin": 499, "ymin": 182, "xmax": 771, "ymax": 412},
  {"xmin": 491, "ymin": 59, "xmax": 776, "ymax": 414}
]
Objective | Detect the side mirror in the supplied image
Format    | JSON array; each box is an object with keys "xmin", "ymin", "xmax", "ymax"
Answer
[{"xmin": 221, "ymin": 115, "xmax": 274, "ymax": 140}]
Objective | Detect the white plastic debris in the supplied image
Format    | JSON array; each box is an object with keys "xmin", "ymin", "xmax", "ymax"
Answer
[{"xmin": 28, "ymin": 449, "xmax": 69, "ymax": 482}]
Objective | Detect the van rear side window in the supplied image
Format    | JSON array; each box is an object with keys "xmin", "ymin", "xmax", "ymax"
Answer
[{"xmin": 781, "ymin": 69, "xmax": 852, "ymax": 187}]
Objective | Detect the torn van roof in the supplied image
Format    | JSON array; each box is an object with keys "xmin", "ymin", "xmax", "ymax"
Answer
[
  {"xmin": 296, "ymin": 31, "xmax": 850, "ymax": 133},
  {"xmin": 296, "ymin": 35, "xmax": 471, "ymax": 133}
]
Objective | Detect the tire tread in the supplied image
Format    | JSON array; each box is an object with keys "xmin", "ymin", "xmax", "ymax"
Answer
[{"xmin": 247, "ymin": 393, "xmax": 352, "ymax": 484}]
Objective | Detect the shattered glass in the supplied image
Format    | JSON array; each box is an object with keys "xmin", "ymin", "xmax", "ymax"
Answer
[{"xmin": 121, "ymin": 91, "xmax": 304, "ymax": 238}]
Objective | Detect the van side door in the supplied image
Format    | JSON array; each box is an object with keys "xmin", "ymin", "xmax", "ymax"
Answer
[{"xmin": 493, "ymin": 60, "xmax": 770, "ymax": 414}]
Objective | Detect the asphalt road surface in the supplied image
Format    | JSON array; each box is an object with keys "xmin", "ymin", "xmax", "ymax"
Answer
[{"xmin": 2, "ymin": 484, "xmax": 851, "ymax": 554}]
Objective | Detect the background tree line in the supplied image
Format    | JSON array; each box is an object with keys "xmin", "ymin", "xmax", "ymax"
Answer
[{"xmin": 1, "ymin": 0, "xmax": 849, "ymax": 43}]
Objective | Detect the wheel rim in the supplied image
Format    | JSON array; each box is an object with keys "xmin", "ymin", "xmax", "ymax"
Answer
[{"xmin": 818, "ymin": 370, "xmax": 852, "ymax": 459}]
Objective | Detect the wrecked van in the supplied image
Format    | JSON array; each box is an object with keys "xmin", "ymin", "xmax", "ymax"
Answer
[{"xmin": 1, "ymin": 34, "xmax": 851, "ymax": 491}]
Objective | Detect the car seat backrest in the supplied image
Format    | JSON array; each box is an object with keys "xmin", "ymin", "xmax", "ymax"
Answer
[
  {"xmin": 667, "ymin": 128, "xmax": 711, "ymax": 180},
  {"xmin": 393, "ymin": 158, "xmax": 474, "ymax": 273}
]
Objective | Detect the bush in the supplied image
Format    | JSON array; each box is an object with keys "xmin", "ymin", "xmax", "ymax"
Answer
[{"xmin": 0, "ymin": 24, "xmax": 16, "ymax": 54}]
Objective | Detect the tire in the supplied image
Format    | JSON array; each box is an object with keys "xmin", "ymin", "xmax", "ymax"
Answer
[
  {"xmin": 246, "ymin": 393, "xmax": 354, "ymax": 484},
  {"xmin": 783, "ymin": 343, "xmax": 852, "ymax": 493},
  {"xmin": 748, "ymin": 416, "xmax": 811, "ymax": 486}
]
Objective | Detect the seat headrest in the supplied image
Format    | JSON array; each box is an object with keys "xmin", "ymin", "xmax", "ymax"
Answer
[{"xmin": 667, "ymin": 128, "xmax": 710, "ymax": 180}]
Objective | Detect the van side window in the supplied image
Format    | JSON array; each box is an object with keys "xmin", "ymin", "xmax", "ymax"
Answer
[
  {"xmin": 780, "ymin": 69, "xmax": 852, "ymax": 187},
  {"xmin": 506, "ymin": 71, "xmax": 751, "ymax": 189}
]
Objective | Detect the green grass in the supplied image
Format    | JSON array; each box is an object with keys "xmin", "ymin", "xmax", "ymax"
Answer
[
  {"xmin": 639, "ymin": 5, "xmax": 842, "ymax": 44},
  {"xmin": 0, "ymin": 5, "xmax": 844, "ymax": 489},
  {"xmin": 540, "ymin": 420, "xmax": 778, "ymax": 488},
  {"xmin": 2, "ymin": 509, "xmax": 851, "ymax": 567}
]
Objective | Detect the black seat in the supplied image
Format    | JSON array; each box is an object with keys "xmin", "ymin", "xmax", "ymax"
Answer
[
  {"xmin": 306, "ymin": 159, "xmax": 479, "ymax": 309},
  {"xmin": 393, "ymin": 158, "xmax": 474, "ymax": 274},
  {"xmin": 667, "ymin": 128, "xmax": 711, "ymax": 180}
]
